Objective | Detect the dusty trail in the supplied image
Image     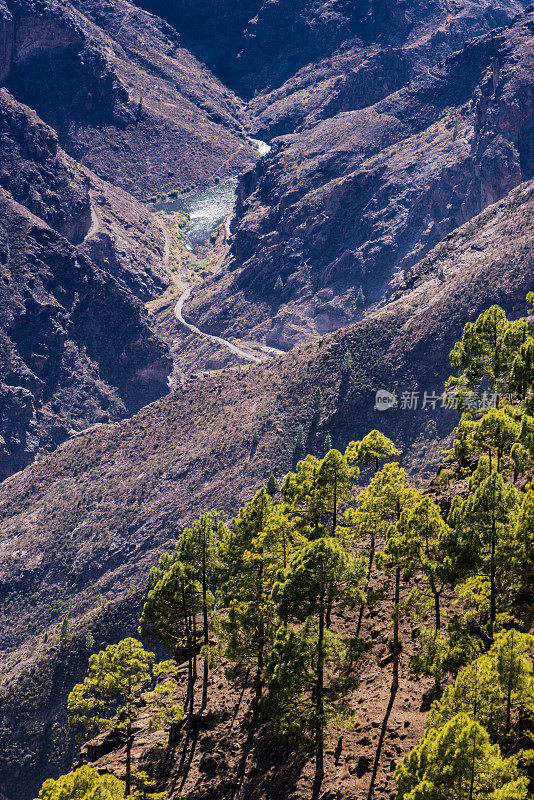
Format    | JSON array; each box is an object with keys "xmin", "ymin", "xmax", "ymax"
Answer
[
  {"xmin": 84, "ymin": 191, "xmax": 101, "ymax": 240},
  {"xmin": 174, "ymin": 287, "xmax": 261, "ymax": 363}
]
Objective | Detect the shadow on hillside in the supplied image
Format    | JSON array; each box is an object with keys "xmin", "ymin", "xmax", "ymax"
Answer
[{"xmin": 230, "ymin": 717, "xmax": 308, "ymax": 800}]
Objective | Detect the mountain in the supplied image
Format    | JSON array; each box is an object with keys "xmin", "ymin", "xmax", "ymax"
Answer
[
  {"xmin": 0, "ymin": 0, "xmax": 265, "ymax": 478},
  {"xmin": 0, "ymin": 87, "xmax": 173, "ymax": 478},
  {"xmin": 1, "ymin": 176, "xmax": 533, "ymax": 798},
  {"xmin": 1, "ymin": 0, "xmax": 256, "ymax": 197},
  {"xmin": 134, "ymin": 0, "xmax": 524, "ymax": 111},
  {"xmin": 188, "ymin": 6, "xmax": 534, "ymax": 349},
  {"xmin": 0, "ymin": 0, "xmax": 533, "ymax": 797}
]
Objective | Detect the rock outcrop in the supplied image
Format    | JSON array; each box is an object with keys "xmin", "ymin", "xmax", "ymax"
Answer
[
  {"xmin": 188, "ymin": 8, "xmax": 534, "ymax": 348},
  {"xmin": 0, "ymin": 0, "xmax": 256, "ymax": 197}
]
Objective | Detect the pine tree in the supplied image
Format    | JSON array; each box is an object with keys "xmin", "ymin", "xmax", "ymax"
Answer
[
  {"xmin": 274, "ymin": 275, "xmax": 284, "ymax": 293},
  {"xmin": 348, "ymin": 462, "xmax": 417, "ymax": 638},
  {"xmin": 387, "ymin": 496, "xmax": 451, "ymax": 634},
  {"xmin": 313, "ymin": 387, "xmax": 323, "ymax": 413},
  {"xmin": 282, "ymin": 451, "xmax": 357, "ymax": 541},
  {"xmin": 176, "ymin": 512, "xmax": 222, "ymax": 711},
  {"xmin": 268, "ymin": 538, "xmax": 364, "ymax": 797},
  {"xmin": 68, "ymin": 638, "xmax": 155, "ymax": 796},
  {"xmin": 85, "ymin": 631, "xmax": 94, "ymax": 653},
  {"xmin": 253, "ymin": 505, "xmax": 308, "ymax": 581},
  {"xmin": 342, "ymin": 348, "xmax": 353, "ymax": 372},
  {"xmin": 364, "ymin": 465, "xmax": 420, "ymax": 800},
  {"xmin": 446, "ymin": 304, "xmax": 529, "ymax": 404},
  {"xmin": 35, "ymin": 766, "xmax": 125, "ymax": 800},
  {"xmin": 315, "ymin": 449, "xmax": 357, "ymax": 539},
  {"xmin": 324, "ymin": 432, "xmax": 332, "ymax": 453},
  {"xmin": 472, "ymin": 408, "xmax": 520, "ymax": 472},
  {"xmin": 346, "ymin": 429, "xmax": 401, "ymax": 473},
  {"xmin": 295, "ymin": 423, "xmax": 305, "ymax": 450},
  {"xmin": 356, "ymin": 285, "xmax": 365, "ymax": 307},
  {"xmin": 386, "ymin": 496, "xmax": 452, "ymax": 690},
  {"xmin": 140, "ymin": 560, "xmax": 203, "ymax": 723},
  {"xmin": 449, "ymin": 467, "xmax": 521, "ymax": 639},
  {"xmin": 395, "ymin": 713, "xmax": 527, "ymax": 800},
  {"xmin": 216, "ymin": 487, "xmax": 272, "ymax": 711},
  {"xmin": 266, "ymin": 472, "xmax": 279, "ymax": 497},
  {"xmin": 427, "ymin": 630, "xmax": 534, "ymax": 739}
]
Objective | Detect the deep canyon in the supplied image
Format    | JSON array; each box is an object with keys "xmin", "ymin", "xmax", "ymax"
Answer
[{"xmin": 0, "ymin": 1, "xmax": 533, "ymax": 799}]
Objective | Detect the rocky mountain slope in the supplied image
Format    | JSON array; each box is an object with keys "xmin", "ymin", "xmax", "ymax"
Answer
[
  {"xmin": 0, "ymin": 86, "xmax": 174, "ymax": 478},
  {"xmin": 1, "ymin": 0, "xmax": 256, "ymax": 197},
  {"xmin": 135, "ymin": 0, "xmax": 524, "ymax": 118},
  {"xmin": 0, "ymin": 0, "xmax": 533, "ymax": 797},
  {"xmin": 188, "ymin": 6, "xmax": 534, "ymax": 348},
  {"xmin": 1, "ymin": 177, "xmax": 533, "ymax": 798},
  {"xmin": 0, "ymin": 0, "xmax": 267, "ymax": 479}
]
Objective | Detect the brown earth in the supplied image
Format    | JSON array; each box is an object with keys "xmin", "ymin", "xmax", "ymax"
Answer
[
  {"xmin": 79, "ymin": 570, "xmax": 431, "ymax": 800},
  {"xmin": 0, "ymin": 178, "xmax": 533, "ymax": 798}
]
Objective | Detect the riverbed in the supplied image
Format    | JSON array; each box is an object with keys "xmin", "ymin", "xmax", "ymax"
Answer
[
  {"xmin": 153, "ymin": 139, "xmax": 271, "ymax": 251},
  {"xmin": 153, "ymin": 176, "xmax": 239, "ymax": 251}
]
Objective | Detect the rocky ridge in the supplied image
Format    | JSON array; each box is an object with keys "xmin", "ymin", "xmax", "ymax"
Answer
[{"xmin": 188, "ymin": 6, "xmax": 534, "ymax": 349}]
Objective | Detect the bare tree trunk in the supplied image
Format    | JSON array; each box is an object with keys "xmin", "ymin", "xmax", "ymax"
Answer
[
  {"xmin": 125, "ymin": 721, "xmax": 132, "ymax": 796},
  {"xmin": 313, "ymin": 591, "xmax": 326, "ymax": 800},
  {"xmin": 506, "ymin": 631, "xmax": 515, "ymax": 734},
  {"xmin": 392, "ymin": 567, "xmax": 400, "ymax": 691},
  {"xmin": 367, "ymin": 686, "xmax": 397, "ymax": 800},
  {"xmin": 356, "ymin": 534, "xmax": 375, "ymax": 639},
  {"xmin": 490, "ymin": 499, "xmax": 497, "ymax": 642}
]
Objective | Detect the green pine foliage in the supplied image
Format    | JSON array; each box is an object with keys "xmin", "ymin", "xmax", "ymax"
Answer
[
  {"xmin": 267, "ymin": 538, "xmax": 365, "ymax": 789},
  {"xmin": 266, "ymin": 472, "xmax": 279, "ymax": 496},
  {"xmin": 68, "ymin": 638, "xmax": 156, "ymax": 795},
  {"xmin": 34, "ymin": 766, "xmax": 125, "ymax": 800},
  {"xmin": 47, "ymin": 293, "xmax": 534, "ymax": 798},
  {"xmin": 396, "ymin": 713, "xmax": 528, "ymax": 800}
]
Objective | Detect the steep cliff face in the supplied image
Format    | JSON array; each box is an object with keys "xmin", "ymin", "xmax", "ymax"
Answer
[
  {"xmin": 0, "ymin": 87, "xmax": 90, "ymax": 242},
  {"xmin": 0, "ymin": 83, "xmax": 175, "ymax": 478},
  {"xmin": 246, "ymin": 0, "xmax": 526, "ymax": 136},
  {"xmin": 188, "ymin": 9, "xmax": 534, "ymax": 349},
  {"xmin": 0, "ymin": 186, "xmax": 171, "ymax": 479},
  {"xmin": 0, "ymin": 0, "xmax": 256, "ymax": 197}
]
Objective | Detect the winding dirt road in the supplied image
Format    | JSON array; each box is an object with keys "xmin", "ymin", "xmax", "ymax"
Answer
[
  {"xmin": 161, "ymin": 139, "xmax": 273, "ymax": 365},
  {"xmin": 174, "ymin": 287, "xmax": 261, "ymax": 364},
  {"xmin": 84, "ymin": 191, "xmax": 101, "ymax": 241}
]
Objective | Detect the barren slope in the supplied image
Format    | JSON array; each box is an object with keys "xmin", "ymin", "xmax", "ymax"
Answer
[
  {"xmin": 189, "ymin": 8, "xmax": 534, "ymax": 348},
  {"xmin": 0, "ymin": 178, "xmax": 533, "ymax": 798},
  {"xmin": 0, "ymin": 0, "xmax": 256, "ymax": 197}
]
